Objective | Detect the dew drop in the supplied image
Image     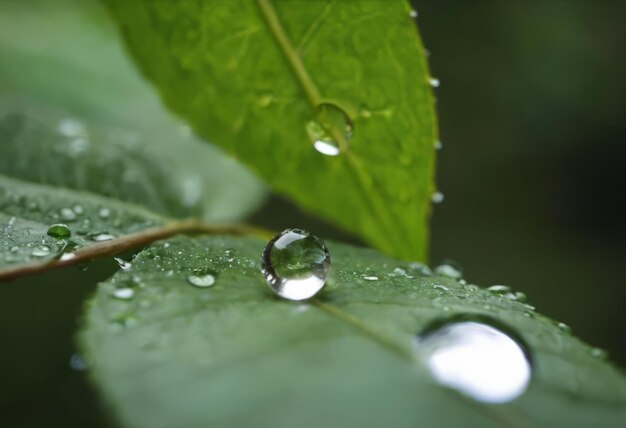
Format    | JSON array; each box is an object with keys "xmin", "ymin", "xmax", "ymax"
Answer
[
  {"xmin": 407, "ymin": 262, "xmax": 432, "ymax": 276},
  {"xmin": 556, "ymin": 322, "xmax": 571, "ymax": 334},
  {"xmin": 431, "ymin": 192, "xmax": 445, "ymax": 204},
  {"xmin": 429, "ymin": 77, "xmax": 440, "ymax": 88},
  {"xmin": 409, "ymin": 9, "xmax": 418, "ymax": 18},
  {"xmin": 91, "ymin": 233, "xmax": 116, "ymax": 242},
  {"xmin": 434, "ymin": 140, "xmax": 443, "ymax": 150},
  {"xmin": 262, "ymin": 228, "xmax": 330, "ymax": 301},
  {"xmin": 416, "ymin": 319, "xmax": 531, "ymax": 403},
  {"xmin": 112, "ymin": 287, "xmax": 134, "ymax": 300},
  {"xmin": 434, "ymin": 262, "xmax": 462, "ymax": 279},
  {"xmin": 307, "ymin": 103, "xmax": 352, "ymax": 156},
  {"xmin": 73, "ymin": 205, "xmax": 84, "ymax": 215},
  {"xmin": 114, "ymin": 257, "xmax": 132, "ymax": 271},
  {"xmin": 31, "ymin": 244, "xmax": 51, "ymax": 257},
  {"xmin": 187, "ymin": 270, "xmax": 217, "ymax": 288},
  {"xmin": 47, "ymin": 223, "xmax": 71, "ymax": 239},
  {"xmin": 363, "ymin": 275, "xmax": 379, "ymax": 281},
  {"xmin": 99, "ymin": 208, "xmax": 111, "ymax": 219},
  {"xmin": 60, "ymin": 208, "xmax": 77, "ymax": 221}
]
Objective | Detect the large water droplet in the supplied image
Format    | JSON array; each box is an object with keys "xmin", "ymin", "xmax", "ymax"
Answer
[
  {"xmin": 187, "ymin": 270, "xmax": 217, "ymax": 288},
  {"xmin": 307, "ymin": 103, "xmax": 352, "ymax": 156},
  {"xmin": 262, "ymin": 228, "xmax": 330, "ymax": 301},
  {"xmin": 47, "ymin": 223, "xmax": 71, "ymax": 239},
  {"xmin": 417, "ymin": 319, "xmax": 531, "ymax": 403},
  {"xmin": 31, "ymin": 244, "xmax": 52, "ymax": 257}
]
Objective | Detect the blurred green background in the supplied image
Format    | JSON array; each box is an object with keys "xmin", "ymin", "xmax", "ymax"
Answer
[{"xmin": 1, "ymin": 0, "xmax": 625, "ymax": 427}]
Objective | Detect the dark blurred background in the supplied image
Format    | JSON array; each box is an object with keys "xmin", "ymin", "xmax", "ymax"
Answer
[{"xmin": 1, "ymin": 1, "xmax": 625, "ymax": 427}]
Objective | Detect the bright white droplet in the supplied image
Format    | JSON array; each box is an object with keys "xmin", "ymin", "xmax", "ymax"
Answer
[
  {"xmin": 363, "ymin": 275, "xmax": 379, "ymax": 281},
  {"xmin": 417, "ymin": 321, "xmax": 531, "ymax": 403},
  {"xmin": 431, "ymin": 192, "xmax": 445, "ymax": 204},
  {"xmin": 187, "ymin": 272, "xmax": 217, "ymax": 288},
  {"xmin": 313, "ymin": 140, "xmax": 341, "ymax": 156},
  {"xmin": 409, "ymin": 9, "xmax": 418, "ymax": 18},
  {"xmin": 434, "ymin": 140, "xmax": 443, "ymax": 150},
  {"xmin": 429, "ymin": 77, "xmax": 440, "ymax": 88},
  {"xmin": 112, "ymin": 287, "xmax": 134, "ymax": 300}
]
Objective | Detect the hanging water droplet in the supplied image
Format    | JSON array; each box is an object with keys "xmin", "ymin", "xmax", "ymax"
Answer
[
  {"xmin": 262, "ymin": 228, "xmax": 330, "ymax": 301},
  {"xmin": 416, "ymin": 319, "xmax": 531, "ymax": 403},
  {"xmin": 60, "ymin": 208, "xmax": 77, "ymax": 221},
  {"xmin": 112, "ymin": 287, "xmax": 134, "ymax": 300},
  {"xmin": 114, "ymin": 257, "xmax": 132, "ymax": 271},
  {"xmin": 307, "ymin": 103, "xmax": 352, "ymax": 156},
  {"xmin": 429, "ymin": 77, "xmax": 440, "ymax": 88},
  {"xmin": 431, "ymin": 192, "xmax": 445, "ymax": 204},
  {"xmin": 434, "ymin": 262, "xmax": 462, "ymax": 279},
  {"xmin": 31, "ymin": 244, "xmax": 51, "ymax": 257},
  {"xmin": 187, "ymin": 270, "xmax": 217, "ymax": 288},
  {"xmin": 409, "ymin": 9, "xmax": 418, "ymax": 18},
  {"xmin": 47, "ymin": 223, "xmax": 71, "ymax": 239}
]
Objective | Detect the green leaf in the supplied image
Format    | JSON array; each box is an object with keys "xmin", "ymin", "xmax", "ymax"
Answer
[
  {"xmin": 81, "ymin": 235, "xmax": 626, "ymax": 428},
  {"xmin": 0, "ymin": 174, "xmax": 163, "ymax": 270},
  {"xmin": 102, "ymin": 0, "xmax": 438, "ymax": 261},
  {"xmin": 0, "ymin": 0, "xmax": 266, "ymax": 221}
]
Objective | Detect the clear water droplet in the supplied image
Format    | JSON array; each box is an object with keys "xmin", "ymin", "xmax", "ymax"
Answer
[
  {"xmin": 409, "ymin": 9, "xmax": 418, "ymax": 18},
  {"xmin": 417, "ymin": 319, "xmax": 531, "ymax": 403},
  {"xmin": 112, "ymin": 287, "xmax": 134, "ymax": 300},
  {"xmin": 47, "ymin": 223, "xmax": 71, "ymax": 239},
  {"xmin": 31, "ymin": 244, "xmax": 51, "ymax": 257},
  {"xmin": 434, "ymin": 140, "xmax": 443, "ymax": 150},
  {"xmin": 431, "ymin": 192, "xmax": 445, "ymax": 204},
  {"xmin": 307, "ymin": 103, "xmax": 352, "ymax": 156},
  {"xmin": 487, "ymin": 285, "xmax": 511, "ymax": 294},
  {"xmin": 60, "ymin": 208, "xmax": 77, "ymax": 221},
  {"xmin": 407, "ymin": 262, "xmax": 432, "ymax": 276},
  {"xmin": 556, "ymin": 322, "xmax": 571, "ymax": 334},
  {"xmin": 434, "ymin": 263, "xmax": 462, "ymax": 279},
  {"xmin": 99, "ymin": 208, "xmax": 111, "ymax": 219},
  {"xmin": 429, "ymin": 77, "xmax": 440, "ymax": 88},
  {"xmin": 114, "ymin": 257, "xmax": 132, "ymax": 271},
  {"xmin": 187, "ymin": 270, "xmax": 217, "ymax": 288},
  {"xmin": 262, "ymin": 228, "xmax": 330, "ymax": 301}
]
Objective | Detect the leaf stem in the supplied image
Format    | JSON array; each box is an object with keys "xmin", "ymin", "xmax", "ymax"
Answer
[{"xmin": 0, "ymin": 220, "xmax": 272, "ymax": 282}]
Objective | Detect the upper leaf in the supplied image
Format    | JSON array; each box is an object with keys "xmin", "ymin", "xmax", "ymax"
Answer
[
  {"xmin": 81, "ymin": 235, "xmax": 626, "ymax": 428},
  {"xmin": 103, "ymin": 0, "xmax": 438, "ymax": 261}
]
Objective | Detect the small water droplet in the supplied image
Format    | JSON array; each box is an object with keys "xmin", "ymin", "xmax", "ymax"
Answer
[
  {"xmin": 69, "ymin": 353, "xmax": 87, "ymax": 371},
  {"xmin": 114, "ymin": 257, "xmax": 132, "ymax": 271},
  {"xmin": 91, "ymin": 233, "xmax": 116, "ymax": 242},
  {"xmin": 590, "ymin": 347, "xmax": 608, "ymax": 359},
  {"xmin": 429, "ymin": 77, "xmax": 440, "ymax": 88},
  {"xmin": 434, "ymin": 140, "xmax": 443, "ymax": 150},
  {"xmin": 487, "ymin": 285, "xmax": 511, "ymax": 294},
  {"xmin": 409, "ymin": 9, "xmax": 418, "ymax": 18},
  {"xmin": 31, "ymin": 244, "xmax": 51, "ymax": 257},
  {"xmin": 407, "ymin": 262, "xmax": 432, "ymax": 276},
  {"xmin": 262, "ymin": 228, "xmax": 330, "ymax": 301},
  {"xmin": 99, "ymin": 208, "xmax": 111, "ymax": 219},
  {"xmin": 112, "ymin": 287, "xmax": 134, "ymax": 300},
  {"xmin": 73, "ymin": 205, "xmax": 84, "ymax": 215},
  {"xmin": 58, "ymin": 118, "xmax": 87, "ymax": 137},
  {"xmin": 60, "ymin": 208, "xmax": 77, "ymax": 221},
  {"xmin": 556, "ymin": 322, "xmax": 571, "ymax": 334},
  {"xmin": 434, "ymin": 263, "xmax": 462, "ymax": 279},
  {"xmin": 363, "ymin": 275, "xmax": 379, "ymax": 281},
  {"xmin": 433, "ymin": 284, "xmax": 450, "ymax": 292},
  {"xmin": 187, "ymin": 270, "xmax": 217, "ymax": 288},
  {"xmin": 416, "ymin": 318, "xmax": 531, "ymax": 403},
  {"xmin": 431, "ymin": 192, "xmax": 445, "ymax": 204},
  {"xmin": 47, "ymin": 223, "xmax": 71, "ymax": 239},
  {"xmin": 307, "ymin": 103, "xmax": 352, "ymax": 156}
]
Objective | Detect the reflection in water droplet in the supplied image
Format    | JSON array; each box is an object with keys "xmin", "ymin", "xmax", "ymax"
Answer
[
  {"xmin": 431, "ymin": 192, "xmax": 445, "ymax": 204},
  {"xmin": 307, "ymin": 103, "xmax": 352, "ymax": 156},
  {"xmin": 187, "ymin": 271, "xmax": 217, "ymax": 288},
  {"xmin": 47, "ymin": 223, "xmax": 71, "ymax": 238},
  {"xmin": 31, "ymin": 244, "xmax": 52, "ymax": 257},
  {"xmin": 429, "ymin": 77, "xmax": 440, "ymax": 88},
  {"xmin": 262, "ymin": 228, "xmax": 330, "ymax": 301},
  {"xmin": 112, "ymin": 287, "xmax": 134, "ymax": 300},
  {"xmin": 417, "ymin": 320, "xmax": 531, "ymax": 403}
]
